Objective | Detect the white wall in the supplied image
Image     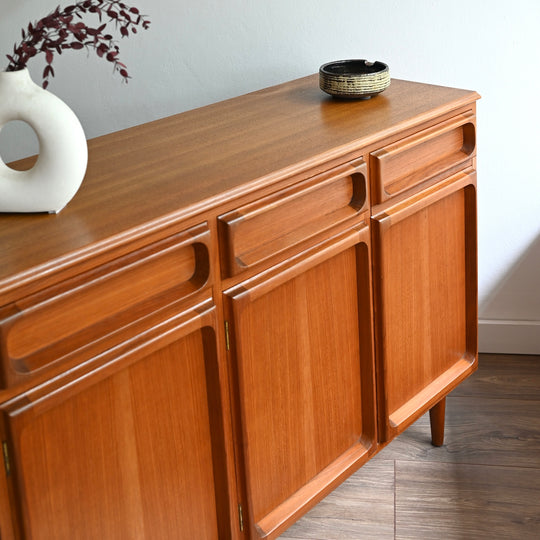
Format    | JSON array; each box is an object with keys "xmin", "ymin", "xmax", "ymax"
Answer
[{"xmin": 1, "ymin": 0, "xmax": 539, "ymax": 353}]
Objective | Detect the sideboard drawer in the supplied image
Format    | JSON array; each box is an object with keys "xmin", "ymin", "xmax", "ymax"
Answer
[
  {"xmin": 0, "ymin": 223, "xmax": 212, "ymax": 387},
  {"xmin": 370, "ymin": 112, "xmax": 476, "ymax": 203},
  {"xmin": 218, "ymin": 160, "xmax": 368, "ymax": 277}
]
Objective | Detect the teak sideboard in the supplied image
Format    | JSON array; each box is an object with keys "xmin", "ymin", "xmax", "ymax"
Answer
[{"xmin": 0, "ymin": 75, "xmax": 479, "ymax": 539}]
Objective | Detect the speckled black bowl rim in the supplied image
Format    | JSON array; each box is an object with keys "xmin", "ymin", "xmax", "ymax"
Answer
[{"xmin": 319, "ymin": 59, "xmax": 389, "ymax": 76}]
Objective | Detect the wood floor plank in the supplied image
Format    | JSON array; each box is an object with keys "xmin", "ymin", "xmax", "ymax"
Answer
[
  {"xmin": 377, "ymin": 396, "xmax": 540, "ymax": 468},
  {"xmin": 395, "ymin": 460, "xmax": 540, "ymax": 539},
  {"xmin": 278, "ymin": 459, "xmax": 395, "ymax": 539},
  {"xmin": 278, "ymin": 354, "xmax": 540, "ymax": 539},
  {"xmin": 452, "ymin": 354, "xmax": 540, "ymax": 399}
]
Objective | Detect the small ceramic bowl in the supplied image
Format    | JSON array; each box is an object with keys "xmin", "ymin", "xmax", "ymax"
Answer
[{"xmin": 319, "ymin": 59, "xmax": 390, "ymax": 99}]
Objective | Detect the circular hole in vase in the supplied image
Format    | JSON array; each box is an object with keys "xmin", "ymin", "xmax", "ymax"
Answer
[{"xmin": 0, "ymin": 120, "xmax": 40, "ymax": 171}]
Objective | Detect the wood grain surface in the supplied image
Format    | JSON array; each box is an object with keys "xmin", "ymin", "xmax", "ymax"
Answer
[
  {"xmin": 0, "ymin": 76, "xmax": 478, "ymax": 300},
  {"xmin": 0, "ymin": 75, "xmax": 481, "ymax": 539}
]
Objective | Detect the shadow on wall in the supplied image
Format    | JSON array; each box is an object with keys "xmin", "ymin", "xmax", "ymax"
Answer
[{"xmin": 479, "ymin": 232, "xmax": 540, "ymax": 355}]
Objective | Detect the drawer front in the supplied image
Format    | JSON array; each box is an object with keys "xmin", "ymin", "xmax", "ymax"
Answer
[
  {"xmin": 370, "ymin": 112, "xmax": 476, "ymax": 203},
  {"xmin": 219, "ymin": 159, "xmax": 368, "ymax": 277},
  {"xmin": 0, "ymin": 223, "xmax": 212, "ymax": 387}
]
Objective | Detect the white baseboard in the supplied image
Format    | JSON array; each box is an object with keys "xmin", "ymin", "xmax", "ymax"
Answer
[{"xmin": 478, "ymin": 319, "xmax": 540, "ymax": 355}]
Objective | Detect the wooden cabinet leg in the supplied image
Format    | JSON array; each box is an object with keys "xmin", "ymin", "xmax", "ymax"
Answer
[{"xmin": 429, "ymin": 397, "xmax": 446, "ymax": 447}]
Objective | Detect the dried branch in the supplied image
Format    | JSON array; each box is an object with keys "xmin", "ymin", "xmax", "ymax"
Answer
[{"xmin": 5, "ymin": 1, "xmax": 150, "ymax": 88}]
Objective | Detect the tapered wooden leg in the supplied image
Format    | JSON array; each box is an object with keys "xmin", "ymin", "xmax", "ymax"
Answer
[{"xmin": 429, "ymin": 397, "xmax": 446, "ymax": 447}]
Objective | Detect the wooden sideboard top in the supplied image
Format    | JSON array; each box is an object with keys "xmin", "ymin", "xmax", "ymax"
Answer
[{"xmin": 0, "ymin": 75, "xmax": 479, "ymax": 302}]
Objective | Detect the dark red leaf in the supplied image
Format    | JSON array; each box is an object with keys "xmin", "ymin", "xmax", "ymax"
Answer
[
  {"xmin": 129, "ymin": 7, "xmax": 139, "ymax": 14},
  {"xmin": 120, "ymin": 25, "xmax": 129, "ymax": 37},
  {"xmin": 119, "ymin": 68, "xmax": 128, "ymax": 77},
  {"xmin": 43, "ymin": 64, "xmax": 54, "ymax": 78},
  {"xmin": 45, "ymin": 49, "xmax": 53, "ymax": 64},
  {"xmin": 43, "ymin": 80, "xmax": 49, "ymax": 89},
  {"xmin": 70, "ymin": 41, "xmax": 84, "ymax": 49},
  {"xmin": 96, "ymin": 42, "xmax": 108, "ymax": 57}
]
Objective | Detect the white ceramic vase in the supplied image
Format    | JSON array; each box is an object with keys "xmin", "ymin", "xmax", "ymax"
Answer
[{"xmin": 0, "ymin": 68, "xmax": 88, "ymax": 213}]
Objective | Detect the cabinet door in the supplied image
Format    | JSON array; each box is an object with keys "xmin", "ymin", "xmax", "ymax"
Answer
[
  {"xmin": 372, "ymin": 169, "xmax": 478, "ymax": 441},
  {"xmin": 0, "ymin": 303, "xmax": 231, "ymax": 540},
  {"xmin": 225, "ymin": 227, "xmax": 375, "ymax": 539}
]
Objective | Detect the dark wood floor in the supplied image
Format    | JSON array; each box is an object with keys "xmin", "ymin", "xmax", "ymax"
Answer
[{"xmin": 278, "ymin": 353, "xmax": 540, "ymax": 539}]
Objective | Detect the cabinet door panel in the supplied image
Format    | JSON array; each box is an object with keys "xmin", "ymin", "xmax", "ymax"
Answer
[
  {"xmin": 373, "ymin": 170, "xmax": 477, "ymax": 440},
  {"xmin": 1, "ymin": 305, "xmax": 228, "ymax": 540},
  {"xmin": 225, "ymin": 227, "xmax": 375, "ymax": 539}
]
